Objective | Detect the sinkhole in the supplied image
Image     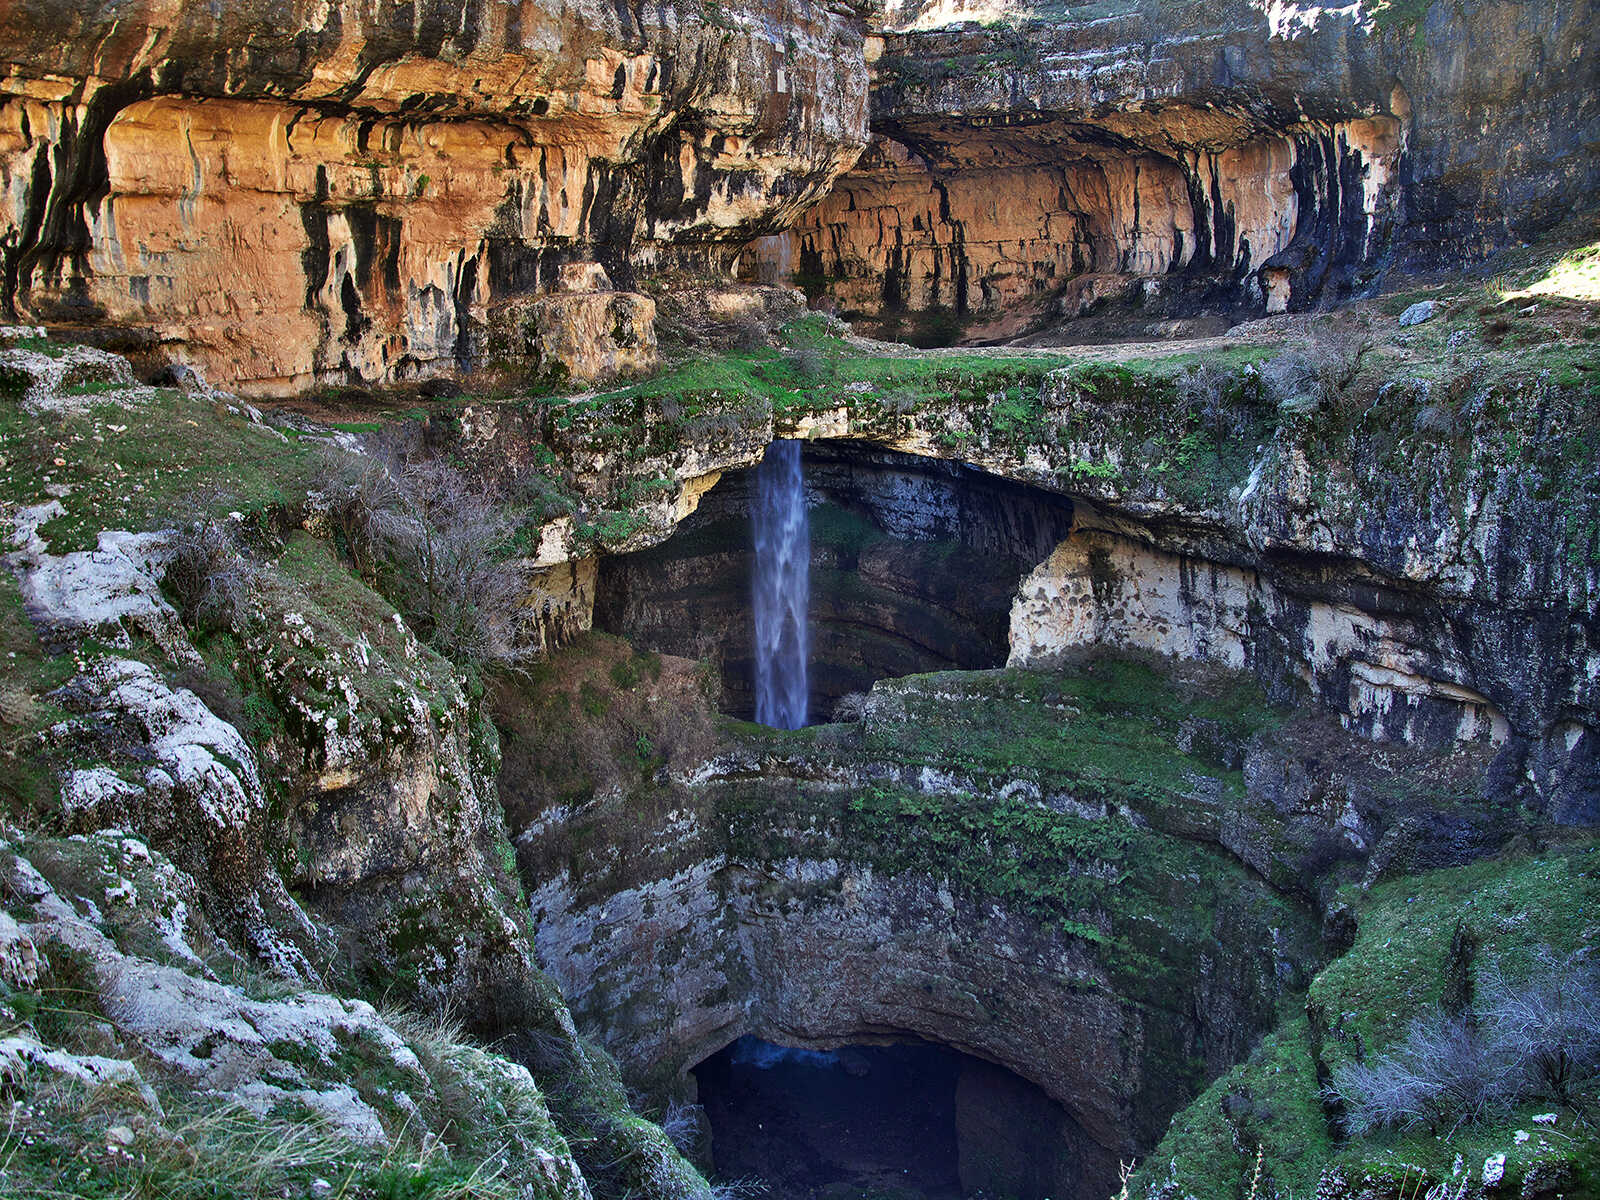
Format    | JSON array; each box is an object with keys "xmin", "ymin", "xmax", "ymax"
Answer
[
  {"xmin": 690, "ymin": 1036, "xmax": 1090, "ymax": 1200},
  {"xmin": 594, "ymin": 441, "xmax": 1074, "ymax": 722}
]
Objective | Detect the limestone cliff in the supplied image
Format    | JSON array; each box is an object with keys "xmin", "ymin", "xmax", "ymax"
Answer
[
  {"xmin": 753, "ymin": 0, "xmax": 1599, "ymax": 341},
  {"xmin": 4, "ymin": 0, "xmax": 1596, "ymax": 386},
  {"xmin": 0, "ymin": 0, "xmax": 870, "ymax": 391},
  {"xmin": 441, "ymin": 305, "xmax": 1598, "ymax": 821}
]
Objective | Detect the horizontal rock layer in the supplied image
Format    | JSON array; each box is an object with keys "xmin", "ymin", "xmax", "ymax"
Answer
[
  {"xmin": 751, "ymin": 0, "xmax": 1598, "ymax": 340},
  {"xmin": 0, "ymin": 0, "xmax": 869, "ymax": 391}
]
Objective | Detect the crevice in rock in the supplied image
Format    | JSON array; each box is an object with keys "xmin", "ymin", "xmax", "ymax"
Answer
[{"xmin": 691, "ymin": 1035, "xmax": 1096, "ymax": 1200}]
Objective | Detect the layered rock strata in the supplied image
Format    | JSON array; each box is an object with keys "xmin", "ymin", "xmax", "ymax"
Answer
[
  {"xmin": 451, "ymin": 344, "xmax": 1597, "ymax": 818},
  {"xmin": 752, "ymin": 0, "xmax": 1598, "ymax": 340},
  {"xmin": 0, "ymin": 0, "xmax": 869, "ymax": 390}
]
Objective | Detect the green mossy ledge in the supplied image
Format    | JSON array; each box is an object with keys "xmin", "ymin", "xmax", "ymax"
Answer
[{"xmin": 1132, "ymin": 847, "xmax": 1600, "ymax": 1200}]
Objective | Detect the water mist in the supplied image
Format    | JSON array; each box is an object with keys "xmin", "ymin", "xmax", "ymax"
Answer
[{"xmin": 752, "ymin": 439, "xmax": 809, "ymax": 728}]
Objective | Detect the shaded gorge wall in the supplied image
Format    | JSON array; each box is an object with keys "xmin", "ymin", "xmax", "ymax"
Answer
[{"xmin": 593, "ymin": 440, "xmax": 1074, "ymax": 719}]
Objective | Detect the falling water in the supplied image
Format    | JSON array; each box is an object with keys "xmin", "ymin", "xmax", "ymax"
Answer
[{"xmin": 752, "ymin": 439, "xmax": 809, "ymax": 729}]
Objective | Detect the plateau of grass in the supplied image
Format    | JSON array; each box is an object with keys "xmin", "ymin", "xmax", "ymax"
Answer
[{"xmin": 0, "ymin": 387, "xmax": 322, "ymax": 552}]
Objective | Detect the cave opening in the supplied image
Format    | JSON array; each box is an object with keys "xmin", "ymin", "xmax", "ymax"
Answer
[
  {"xmin": 594, "ymin": 441, "xmax": 1074, "ymax": 721},
  {"xmin": 691, "ymin": 1035, "xmax": 1088, "ymax": 1200}
]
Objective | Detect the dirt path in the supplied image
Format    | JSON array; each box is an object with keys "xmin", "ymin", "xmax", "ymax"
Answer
[{"xmin": 840, "ymin": 325, "xmax": 1287, "ymax": 363}]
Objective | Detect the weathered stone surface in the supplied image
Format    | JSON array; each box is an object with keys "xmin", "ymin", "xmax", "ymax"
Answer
[
  {"xmin": 596, "ymin": 442, "xmax": 1073, "ymax": 716},
  {"xmin": 0, "ymin": 0, "xmax": 871, "ymax": 392},
  {"xmin": 754, "ymin": 1, "xmax": 1598, "ymax": 340},
  {"xmin": 1008, "ymin": 528, "xmax": 1511, "ymax": 748},
  {"xmin": 486, "ymin": 290, "xmax": 659, "ymax": 385}
]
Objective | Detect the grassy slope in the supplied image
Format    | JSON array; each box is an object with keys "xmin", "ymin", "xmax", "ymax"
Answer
[
  {"xmin": 1133, "ymin": 847, "xmax": 1600, "ymax": 1199},
  {"xmin": 0, "ymin": 366, "xmax": 706, "ymax": 1200}
]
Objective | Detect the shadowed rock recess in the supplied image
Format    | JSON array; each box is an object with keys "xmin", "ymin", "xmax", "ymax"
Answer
[
  {"xmin": 595, "ymin": 441, "xmax": 1074, "ymax": 718},
  {"xmin": 1, "ymin": 2, "xmax": 1599, "ymax": 1200}
]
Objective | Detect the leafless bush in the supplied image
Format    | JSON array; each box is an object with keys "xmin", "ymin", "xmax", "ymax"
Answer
[
  {"xmin": 731, "ymin": 314, "xmax": 768, "ymax": 351},
  {"xmin": 1328, "ymin": 1009, "xmax": 1504, "ymax": 1136},
  {"xmin": 659, "ymin": 1098, "xmax": 704, "ymax": 1153},
  {"xmin": 1176, "ymin": 361, "xmax": 1234, "ymax": 428},
  {"xmin": 1482, "ymin": 947, "xmax": 1600, "ymax": 1105},
  {"xmin": 1260, "ymin": 333, "xmax": 1370, "ymax": 418},
  {"xmin": 877, "ymin": 388, "xmax": 919, "ymax": 417},
  {"xmin": 164, "ymin": 520, "xmax": 262, "ymax": 635},
  {"xmin": 316, "ymin": 449, "xmax": 521, "ymax": 665},
  {"xmin": 1329, "ymin": 946, "xmax": 1600, "ymax": 1135},
  {"xmin": 832, "ymin": 691, "xmax": 872, "ymax": 723},
  {"xmin": 682, "ymin": 409, "xmax": 754, "ymax": 444},
  {"xmin": 693, "ymin": 1179, "xmax": 765, "ymax": 1200},
  {"xmin": 1413, "ymin": 402, "xmax": 1463, "ymax": 441},
  {"xmin": 784, "ymin": 345, "xmax": 828, "ymax": 380}
]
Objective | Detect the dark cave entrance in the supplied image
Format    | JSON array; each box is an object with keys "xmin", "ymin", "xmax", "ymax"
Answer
[
  {"xmin": 691, "ymin": 1036, "xmax": 1088, "ymax": 1200},
  {"xmin": 594, "ymin": 442, "xmax": 1074, "ymax": 721}
]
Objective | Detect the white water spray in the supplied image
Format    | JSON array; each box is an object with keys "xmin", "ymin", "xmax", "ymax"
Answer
[{"xmin": 752, "ymin": 439, "xmax": 809, "ymax": 729}]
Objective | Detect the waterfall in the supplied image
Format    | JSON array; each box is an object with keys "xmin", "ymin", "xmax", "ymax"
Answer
[{"xmin": 752, "ymin": 439, "xmax": 809, "ymax": 729}]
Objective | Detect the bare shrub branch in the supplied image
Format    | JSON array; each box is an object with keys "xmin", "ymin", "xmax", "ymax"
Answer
[
  {"xmin": 1328, "ymin": 945, "xmax": 1600, "ymax": 1136},
  {"xmin": 1482, "ymin": 946, "xmax": 1600, "ymax": 1105},
  {"xmin": 315, "ymin": 448, "xmax": 521, "ymax": 666},
  {"xmin": 164, "ymin": 520, "xmax": 262, "ymax": 635}
]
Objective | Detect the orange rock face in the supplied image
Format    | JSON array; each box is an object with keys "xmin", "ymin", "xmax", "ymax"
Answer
[
  {"xmin": 0, "ymin": 0, "xmax": 870, "ymax": 391},
  {"xmin": 750, "ymin": 119, "xmax": 1342, "ymax": 341},
  {"xmin": 748, "ymin": 0, "xmax": 1594, "ymax": 343}
]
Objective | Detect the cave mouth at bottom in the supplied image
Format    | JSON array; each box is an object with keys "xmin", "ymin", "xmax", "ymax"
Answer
[{"xmin": 691, "ymin": 1036, "xmax": 1084, "ymax": 1200}]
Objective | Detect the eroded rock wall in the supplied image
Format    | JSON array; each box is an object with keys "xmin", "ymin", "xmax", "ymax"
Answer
[
  {"xmin": 516, "ymin": 699, "xmax": 1320, "ymax": 1200},
  {"xmin": 0, "ymin": 0, "xmax": 869, "ymax": 391},
  {"xmin": 594, "ymin": 441, "xmax": 1073, "ymax": 715},
  {"xmin": 1008, "ymin": 527, "xmax": 1512, "ymax": 751},
  {"xmin": 751, "ymin": 0, "xmax": 1596, "ymax": 339}
]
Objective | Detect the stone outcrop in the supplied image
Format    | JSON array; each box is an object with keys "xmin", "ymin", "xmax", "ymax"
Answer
[
  {"xmin": 1008, "ymin": 527, "xmax": 1512, "ymax": 750},
  {"xmin": 451, "ymin": 336, "xmax": 1598, "ymax": 819},
  {"xmin": 0, "ymin": 0, "xmax": 870, "ymax": 392},
  {"xmin": 512, "ymin": 660, "xmax": 1331, "ymax": 1200},
  {"xmin": 4, "ymin": 0, "xmax": 1594, "ymax": 382},
  {"xmin": 751, "ymin": 0, "xmax": 1598, "ymax": 341}
]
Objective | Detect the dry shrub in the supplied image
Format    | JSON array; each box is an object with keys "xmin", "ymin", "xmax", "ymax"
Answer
[
  {"xmin": 1260, "ymin": 331, "xmax": 1371, "ymax": 418},
  {"xmin": 1413, "ymin": 402, "xmax": 1463, "ymax": 441},
  {"xmin": 659, "ymin": 1098, "xmax": 704, "ymax": 1153},
  {"xmin": 1329, "ymin": 945, "xmax": 1600, "ymax": 1134},
  {"xmin": 831, "ymin": 691, "xmax": 872, "ymax": 723},
  {"xmin": 1481, "ymin": 947, "xmax": 1600, "ymax": 1105},
  {"xmin": 163, "ymin": 520, "xmax": 262, "ymax": 635},
  {"xmin": 317, "ymin": 449, "xmax": 520, "ymax": 666}
]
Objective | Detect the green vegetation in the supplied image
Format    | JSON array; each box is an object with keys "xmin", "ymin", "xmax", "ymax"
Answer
[
  {"xmin": 1503, "ymin": 238, "xmax": 1600, "ymax": 304},
  {"xmin": 721, "ymin": 655, "xmax": 1304, "ymax": 996},
  {"xmin": 0, "ymin": 571, "xmax": 78, "ymax": 817},
  {"xmin": 1134, "ymin": 846, "xmax": 1600, "ymax": 1199},
  {"xmin": 0, "ymin": 385, "xmax": 323, "ymax": 553},
  {"xmin": 1362, "ymin": 0, "xmax": 1432, "ymax": 50},
  {"xmin": 853, "ymin": 656, "xmax": 1280, "ymax": 801}
]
